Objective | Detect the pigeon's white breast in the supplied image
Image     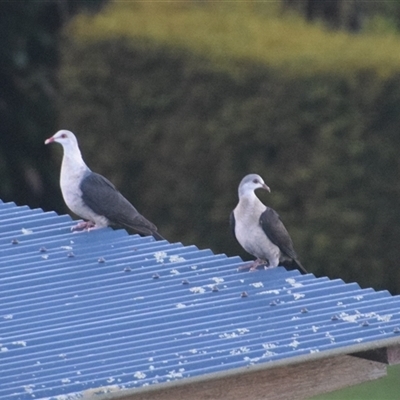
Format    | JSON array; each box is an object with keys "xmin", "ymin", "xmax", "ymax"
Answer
[
  {"xmin": 234, "ymin": 201, "xmax": 280, "ymax": 265},
  {"xmin": 60, "ymin": 163, "xmax": 109, "ymax": 227}
]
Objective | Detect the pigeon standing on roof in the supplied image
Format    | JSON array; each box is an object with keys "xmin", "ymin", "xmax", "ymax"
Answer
[
  {"xmin": 45, "ymin": 130, "xmax": 164, "ymax": 240},
  {"xmin": 230, "ymin": 174, "xmax": 307, "ymax": 274}
]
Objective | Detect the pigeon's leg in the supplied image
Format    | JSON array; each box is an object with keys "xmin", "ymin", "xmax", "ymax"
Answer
[
  {"xmin": 238, "ymin": 258, "xmax": 268, "ymax": 272},
  {"xmin": 71, "ymin": 221, "xmax": 96, "ymax": 231}
]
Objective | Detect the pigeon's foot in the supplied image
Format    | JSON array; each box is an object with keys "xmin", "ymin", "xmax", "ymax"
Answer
[
  {"xmin": 71, "ymin": 221, "xmax": 96, "ymax": 231},
  {"xmin": 238, "ymin": 259, "xmax": 268, "ymax": 272},
  {"xmin": 87, "ymin": 224, "xmax": 104, "ymax": 231}
]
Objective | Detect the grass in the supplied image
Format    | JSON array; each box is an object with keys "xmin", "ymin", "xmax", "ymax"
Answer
[{"xmin": 67, "ymin": 1, "xmax": 400, "ymax": 77}]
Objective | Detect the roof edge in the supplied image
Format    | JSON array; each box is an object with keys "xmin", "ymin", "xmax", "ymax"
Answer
[{"xmin": 89, "ymin": 335, "xmax": 400, "ymax": 400}]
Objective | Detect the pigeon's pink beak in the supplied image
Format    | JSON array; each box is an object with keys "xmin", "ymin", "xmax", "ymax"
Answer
[
  {"xmin": 262, "ymin": 183, "xmax": 271, "ymax": 193},
  {"xmin": 44, "ymin": 136, "xmax": 54, "ymax": 145}
]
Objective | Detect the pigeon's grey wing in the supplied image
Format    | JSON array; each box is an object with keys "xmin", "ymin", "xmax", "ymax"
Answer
[
  {"xmin": 229, "ymin": 211, "xmax": 236, "ymax": 240},
  {"xmin": 259, "ymin": 208, "xmax": 298, "ymax": 260},
  {"xmin": 80, "ymin": 172, "xmax": 158, "ymax": 235}
]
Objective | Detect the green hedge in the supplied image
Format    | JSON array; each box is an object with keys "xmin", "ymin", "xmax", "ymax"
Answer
[{"xmin": 58, "ymin": 38, "xmax": 400, "ymax": 294}]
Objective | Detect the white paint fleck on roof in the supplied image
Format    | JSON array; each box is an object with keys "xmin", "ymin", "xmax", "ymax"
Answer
[
  {"xmin": 219, "ymin": 332, "xmax": 239, "ymax": 339},
  {"xmin": 243, "ymin": 356, "xmax": 261, "ymax": 364},
  {"xmin": 134, "ymin": 372, "xmax": 146, "ymax": 379},
  {"xmin": 262, "ymin": 350, "xmax": 277, "ymax": 357},
  {"xmin": 285, "ymin": 278, "xmax": 304, "ymax": 288},
  {"xmin": 169, "ymin": 255, "xmax": 186, "ymax": 263},
  {"xmin": 219, "ymin": 328, "xmax": 250, "ymax": 339},
  {"xmin": 365, "ymin": 312, "xmax": 392, "ymax": 322},
  {"xmin": 339, "ymin": 311, "xmax": 392, "ymax": 323},
  {"xmin": 23, "ymin": 385, "xmax": 35, "ymax": 394},
  {"xmin": 12, "ymin": 341, "xmax": 27, "ymax": 347},
  {"xmin": 189, "ymin": 287, "xmax": 206, "ymax": 294},
  {"xmin": 170, "ymin": 269, "xmax": 180, "ymax": 275},
  {"xmin": 166, "ymin": 370, "xmax": 183, "ymax": 379},
  {"xmin": 154, "ymin": 251, "xmax": 167, "ymax": 263},
  {"xmin": 230, "ymin": 347, "xmax": 250, "ymax": 355},
  {"xmin": 262, "ymin": 343, "xmax": 277, "ymax": 349},
  {"xmin": 339, "ymin": 311, "xmax": 361, "ymax": 323}
]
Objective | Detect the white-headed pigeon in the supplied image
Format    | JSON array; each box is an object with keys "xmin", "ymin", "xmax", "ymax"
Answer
[
  {"xmin": 45, "ymin": 130, "xmax": 164, "ymax": 240},
  {"xmin": 230, "ymin": 173, "xmax": 306, "ymax": 274}
]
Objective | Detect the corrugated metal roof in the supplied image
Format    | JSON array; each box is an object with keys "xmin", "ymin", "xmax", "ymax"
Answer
[{"xmin": 1, "ymin": 200, "xmax": 399, "ymax": 400}]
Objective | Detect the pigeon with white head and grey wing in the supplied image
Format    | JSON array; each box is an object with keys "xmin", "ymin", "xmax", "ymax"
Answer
[
  {"xmin": 45, "ymin": 130, "xmax": 164, "ymax": 240},
  {"xmin": 230, "ymin": 173, "xmax": 306, "ymax": 274}
]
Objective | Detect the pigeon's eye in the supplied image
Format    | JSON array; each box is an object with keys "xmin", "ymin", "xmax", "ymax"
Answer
[
  {"xmin": 252, "ymin": 179, "xmax": 259, "ymax": 184},
  {"xmin": 61, "ymin": 133, "xmax": 67, "ymax": 139}
]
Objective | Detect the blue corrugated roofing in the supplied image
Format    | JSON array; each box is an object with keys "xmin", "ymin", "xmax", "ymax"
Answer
[{"xmin": 1, "ymin": 200, "xmax": 400, "ymax": 400}]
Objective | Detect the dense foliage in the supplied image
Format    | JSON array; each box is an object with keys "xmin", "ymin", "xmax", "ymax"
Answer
[
  {"xmin": 69, "ymin": 2, "xmax": 400, "ymax": 77},
  {"xmin": 283, "ymin": 0, "xmax": 400, "ymax": 32},
  {"xmin": 59, "ymin": 38, "xmax": 400, "ymax": 294},
  {"xmin": 0, "ymin": 0, "xmax": 106, "ymax": 209}
]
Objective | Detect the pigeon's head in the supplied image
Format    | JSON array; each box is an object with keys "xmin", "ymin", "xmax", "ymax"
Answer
[
  {"xmin": 45, "ymin": 130, "xmax": 79, "ymax": 149},
  {"xmin": 238, "ymin": 174, "xmax": 270, "ymax": 197}
]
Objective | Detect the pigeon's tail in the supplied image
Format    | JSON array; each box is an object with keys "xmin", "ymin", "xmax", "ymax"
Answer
[
  {"xmin": 152, "ymin": 231, "xmax": 165, "ymax": 241},
  {"xmin": 121, "ymin": 223, "xmax": 165, "ymax": 241},
  {"xmin": 281, "ymin": 258, "xmax": 308, "ymax": 275},
  {"xmin": 294, "ymin": 259, "xmax": 308, "ymax": 275}
]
